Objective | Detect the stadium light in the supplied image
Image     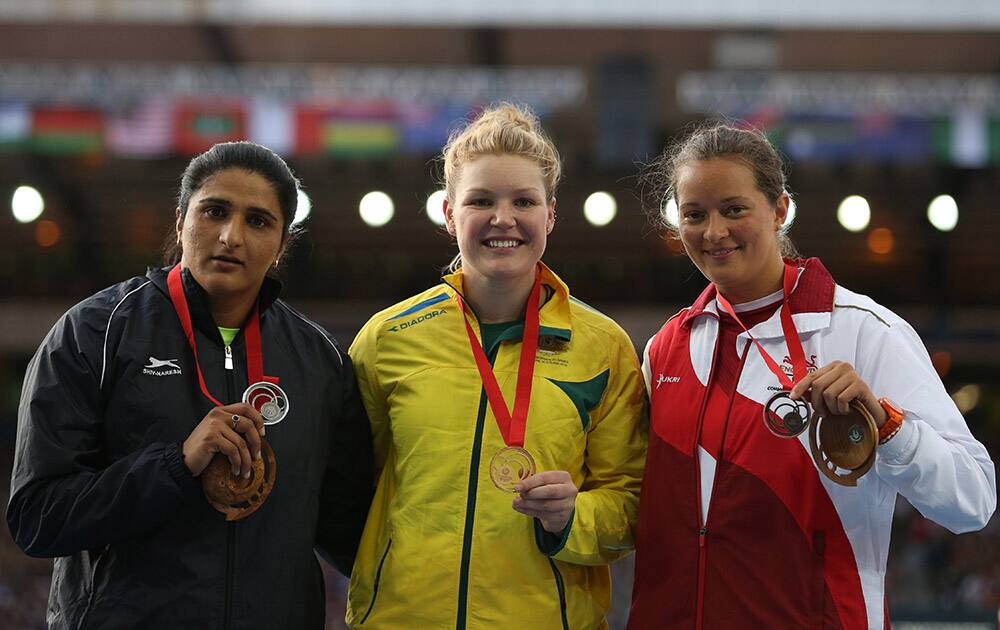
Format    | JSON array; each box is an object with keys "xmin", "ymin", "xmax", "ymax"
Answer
[
  {"xmin": 662, "ymin": 197, "xmax": 678, "ymax": 228},
  {"xmin": 927, "ymin": 194, "xmax": 958, "ymax": 232},
  {"xmin": 293, "ymin": 189, "xmax": 311, "ymax": 225},
  {"xmin": 584, "ymin": 191, "xmax": 617, "ymax": 227},
  {"xmin": 837, "ymin": 195, "xmax": 870, "ymax": 232},
  {"xmin": 359, "ymin": 191, "xmax": 394, "ymax": 227},
  {"xmin": 12, "ymin": 185, "xmax": 44, "ymax": 223},
  {"xmin": 426, "ymin": 190, "xmax": 447, "ymax": 226}
]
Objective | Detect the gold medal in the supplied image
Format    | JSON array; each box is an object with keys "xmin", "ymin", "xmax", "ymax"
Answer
[{"xmin": 489, "ymin": 446, "xmax": 537, "ymax": 492}]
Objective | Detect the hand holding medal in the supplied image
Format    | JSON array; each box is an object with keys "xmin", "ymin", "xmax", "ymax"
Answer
[
  {"xmin": 718, "ymin": 265, "xmax": 879, "ymax": 487},
  {"xmin": 511, "ymin": 470, "xmax": 579, "ymax": 534},
  {"xmin": 169, "ymin": 265, "xmax": 287, "ymax": 519},
  {"xmin": 456, "ymin": 272, "xmax": 580, "ymax": 532}
]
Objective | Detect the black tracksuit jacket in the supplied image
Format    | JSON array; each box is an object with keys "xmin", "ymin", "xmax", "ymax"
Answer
[{"xmin": 7, "ymin": 266, "xmax": 374, "ymax": 629}]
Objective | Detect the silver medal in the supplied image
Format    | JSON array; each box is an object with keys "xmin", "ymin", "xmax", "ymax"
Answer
[{"xmin": 243, "ymin": 381, "xmax": 290, "ymax": 426}]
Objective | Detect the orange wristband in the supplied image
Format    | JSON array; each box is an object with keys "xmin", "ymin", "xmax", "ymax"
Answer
[{"xmin": 877, "ymin": 398, "xmax": 905, "ymax": 444}]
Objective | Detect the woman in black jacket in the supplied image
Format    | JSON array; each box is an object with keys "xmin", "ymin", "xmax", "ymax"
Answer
[{"xmin": 7, "ymin": 141, "xmax": 374, "ymax": 629}]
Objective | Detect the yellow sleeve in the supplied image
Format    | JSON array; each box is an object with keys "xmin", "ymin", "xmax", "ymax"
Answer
[
  {"xmin": 348, "ymin": 317, "xmax": 392, "ymax": 471},
  {"xmin": 549, "ymin": 329, "xmax": 649, "ymax": 566}
]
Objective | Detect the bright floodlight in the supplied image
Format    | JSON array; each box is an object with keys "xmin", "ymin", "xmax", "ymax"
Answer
[
  {"xmin": 584, "ymin": 191, "xmax": 617, "ymax": 227},
  {"xmin": 12, "ymin": 185, "xmax": 44, "ymax": 223},
  {"xmin": 426, "ymin": 190, "xmax": 447, "ymax": 226},
  {"xmin": 359, "ymin": 191, "xmax": 394, "ymax": 227},
  {"xmin": 293, "ymin": 189, "xmax": 312, "ymax": 225},
  {"xmin": 837, "ymin": 195, "xmax": 871, "ymax": 232},
  {"xmin": 783, "ymin": 196, "xmax": 797, "ymax": 230},
  {"xmin": 662, "ymin": 197, "xmax": 679, "ymax": 227},
  {"xmin": 927, "ymin": 195, "xmax": 958, "ymax": 232}
]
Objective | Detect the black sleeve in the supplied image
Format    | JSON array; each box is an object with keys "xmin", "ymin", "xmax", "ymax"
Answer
[
  {"xmin": 6, "ymin": 308, "xmax": 199, "ymax": 558},
  {"xmin": 314, "ymin": 352, "xmax": 375, "ymax": 576}
]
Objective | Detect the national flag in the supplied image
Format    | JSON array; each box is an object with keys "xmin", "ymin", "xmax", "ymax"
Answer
[
  {"xmin": 31, "ymin": 106, "xmax": 104, "ymax": 154},
  {"xmin": 174, "ymin": 102, "xmax": 247, "ymax": 156},
  {"xmin": 296, "ymin": 102, "xmax": 400, "ymax": 158},
  {"xmin": 106, "ymin": 100, "xmax": 173, "ymax": 158},
  {"xmin": 0, "ymin": 102, "xmax": 30, "ymax": 152},
  {"xmin": 399, "ymin": 103, "xmax": 469, "ymax": 155},
  {"xmin": 933, "ymin": 109, "xmax": 1000, "ymax": 167},
  {"xmin": 249, "ymin": 98, "xmax": 294, "ymax": 156}
]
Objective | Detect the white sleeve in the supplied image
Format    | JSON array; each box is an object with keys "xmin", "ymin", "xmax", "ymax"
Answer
[
  {"xmin": 641, "ymin": 336, "xmax": 654, "ymax": 397},
  {"xmin": 859, "ymin": 315, "xmax": 996, "ymax": 534}
]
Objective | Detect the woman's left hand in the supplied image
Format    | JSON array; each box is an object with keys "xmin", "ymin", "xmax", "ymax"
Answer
[
  {"xmin": 789, "ymin": 360, "xmax": 887, "ymax": 428},
  {"xmin": 513, "ymin": 470, "xmax": 578, "ymax": 534}
]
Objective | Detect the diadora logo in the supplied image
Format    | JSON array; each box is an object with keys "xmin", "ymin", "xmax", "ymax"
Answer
[
  {"xmin": 389, "ymin": 309, "xmax": 446, "ymax": 332},
  {"xmin": 655, "ymin": 373, "xmax": 681, "ymax": 388},
  {"xmin": 781, "ymin": 354, "xmax": 818, "ymax": 377},
  {"xmin": 142, "ymin": 356, "xmax": 182, "ymax": 377}
]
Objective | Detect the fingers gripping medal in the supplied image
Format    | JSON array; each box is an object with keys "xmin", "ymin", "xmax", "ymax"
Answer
[
  {"xmin": 202, "ymin": 440, "xmax": 277, "ymax": 521},
  {"xmin": 717, "ymin": 265, "xmax": 876, "ymax": 487},
  {"xmin": 490, "ymin": 447, "xmax": 537, "ymax": 492},
  {"xmin": 456, "ymin": 271, "xmax": 543, "ymax": 493},
  {"xmin": 166, "ymin": 264, "xmax": 286, "ymax": 518},
  {"xmin": 763, "ymin": 391, "xmax": 811, "ymax": 438}
]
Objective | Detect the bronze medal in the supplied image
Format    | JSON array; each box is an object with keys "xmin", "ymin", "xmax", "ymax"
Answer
[
  {"xmin": 202, "ymin": 439, "xmax": 277, "ymax": 520},
  {"xmin": 809, "ymin": 400, "xmax": 877, "ymax": 487},
  {"xmin": 489, "ymin": 446, "xmax": 537, "ymax": 493}
]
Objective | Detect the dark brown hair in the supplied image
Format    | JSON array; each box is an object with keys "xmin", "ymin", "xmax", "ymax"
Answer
[{"xmin": 648, "ymin": 122, "xmax": 798, "ymax": 257}]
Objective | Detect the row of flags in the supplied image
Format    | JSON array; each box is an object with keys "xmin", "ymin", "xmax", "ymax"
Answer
[
  {"xmin": 743, "ymin": 109, "xmax": 1000, "ymax": 168},
  {"xmin": 2, "ymin": 98, "xmax": 998, "ymax": 166},
  {"xmin": 0, "ymin": 99, "xmax": 476, "ymax": 159}
]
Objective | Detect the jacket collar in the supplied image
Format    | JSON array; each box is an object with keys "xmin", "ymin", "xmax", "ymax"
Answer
[
  {"xmin": 146, "ymin": 265, "xmax": 283, "ymax": 343},
  {"xmin": 440, "ymin": 261, "xmax": 573, "ymax": 342},
  {"xmin": 681, "ymin": 257, "xmax": 836, "ymax": 338}
]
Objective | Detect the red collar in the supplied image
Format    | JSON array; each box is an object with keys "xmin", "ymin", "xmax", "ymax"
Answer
[{"xmin": 681, "ymin": 257, "xmax": 836, "ymax": 327}]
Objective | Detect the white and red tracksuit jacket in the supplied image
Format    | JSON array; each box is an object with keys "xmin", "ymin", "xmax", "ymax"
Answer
[{"xmin": 629, "ymin": 258, "xmax": 995, "ymax": 630}]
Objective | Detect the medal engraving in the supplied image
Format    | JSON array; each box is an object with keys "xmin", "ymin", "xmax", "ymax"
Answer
[
  {"xmin": 489, "ymin": 446, "xmax": 537, "ymax": 492},
  {"xmin": 243, "ymin": 382, "xmax": 290, "ymax": 425},
  {"xmin": 763, "ymin": 391, "xmax": 811, "ymax": 438},
  {"xmin": 848, "ymin": 424, "xmax": 863, "ymax": 444}
]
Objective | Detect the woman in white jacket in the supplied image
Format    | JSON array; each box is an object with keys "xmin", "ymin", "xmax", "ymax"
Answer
[{"xmin": 628, "ymin": 123, "xmax": 995, "ymax": 630}]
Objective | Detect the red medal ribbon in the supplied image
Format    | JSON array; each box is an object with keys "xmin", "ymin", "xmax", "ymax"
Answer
[
  {"xmin": 166, "ymin": 264, "xmax": 276, "ymax": 408},
  {"xmin": 715, "ymin": 264, "xmax": 807, "ymax": 389},
  {"xmin": 455, "ymin": 273, "xmax": 542, "ymax": 448}
]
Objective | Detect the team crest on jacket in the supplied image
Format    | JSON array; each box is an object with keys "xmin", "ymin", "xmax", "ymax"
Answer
[
  {"xmin": 142, "ymin": 356, "xmax": 182, "ymax": 377},
  {"xmin": 781, "ymin": 354, "xmax": 818, "ymax": 377}
]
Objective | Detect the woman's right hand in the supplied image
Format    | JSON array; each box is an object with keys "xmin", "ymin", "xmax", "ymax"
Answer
[{"xmin": 182, "ymin": 404, "xmax": 266, "ymax": 478}]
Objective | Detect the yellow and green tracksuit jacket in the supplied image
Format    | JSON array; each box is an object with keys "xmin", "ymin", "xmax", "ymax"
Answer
[{"xmin": 346, "ymin": 263, "xmax": 648, "ymax": 629}]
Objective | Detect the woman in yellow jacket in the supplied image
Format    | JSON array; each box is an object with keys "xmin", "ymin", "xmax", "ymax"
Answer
[{"xmin": 346, "ymin": 103, "xmax": 648, "ymax": 629}]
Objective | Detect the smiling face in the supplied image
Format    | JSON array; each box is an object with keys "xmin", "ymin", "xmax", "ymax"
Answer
[
  {"xmin": 676, "ymin": 157, "xmax": 789, "ymax": 303},
  {"xmin": 176, "ymin": 167, "xmax": 286, "ymax": 309},
  {"xmin": 444, "ymin": 153, "xmax": 555, "ymax": 291}
]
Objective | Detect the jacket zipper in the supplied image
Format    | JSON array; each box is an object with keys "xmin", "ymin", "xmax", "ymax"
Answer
[
  {"xmin": 692, "ymin": 316, "xmax": 720, "ymax": 630},
  {"xmin": 695, "ymin": 329, "xmax": 753, "ymax": 629},
  {"xmin": 547, "ymin": 558, "xmax": 570, "ymax": 630},
  {"xmin": 224, "ymin": 345, "xmax": 237, "ymax": 629}
]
